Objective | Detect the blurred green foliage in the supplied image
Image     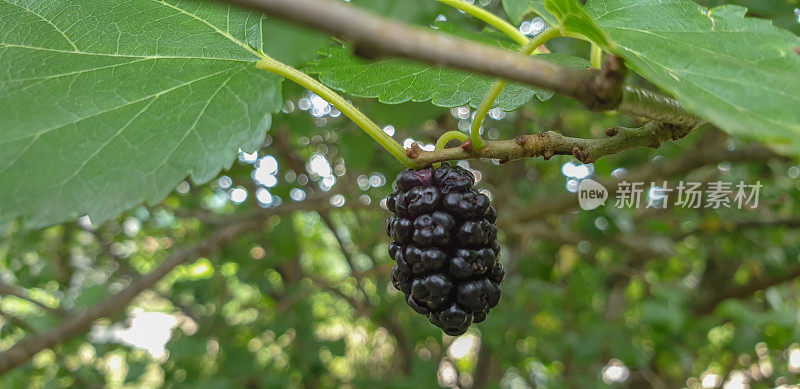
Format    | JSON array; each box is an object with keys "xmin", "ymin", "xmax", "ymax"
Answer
[{"xmin": 1, "ymin": 0, "xmax": 800, "ymax": 388}]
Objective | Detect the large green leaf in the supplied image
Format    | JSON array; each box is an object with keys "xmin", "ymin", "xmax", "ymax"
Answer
[
  {"xmin": 435, "ymin": 20, "xmax": 520, "ymax": 50},
  {"xmin": 548, "ymin": 0, "xmax": 800, "ymax": 154},
  {"xmin": 502, "ymin": 0, "xmax": 558, "ymax": 26},
  {"xmin": 307, "ymin": 46, "xmax": 590, "ymax": 111},
  {"xmin": 0, "ymin": 0, "xmax": 294, "ymax": 227},
  {"xmin": 545, "ymin": 0, "xmax": 610, "ymax": 45},
  {"xmin": 591, "ymin": 1, "xmax": 800, "ymax": 153},
  {"xmin": 349, "ymin": 0, "xmax": 439, "ymax": 24}
]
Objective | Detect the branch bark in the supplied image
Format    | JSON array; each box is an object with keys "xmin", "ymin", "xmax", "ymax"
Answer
[
  {"xmin": 112, "ymin": 257, "xmax": 203, "ymax": 325},
  {"xmin": 215, "ymin": 0, "xmax": 699, "ymax": 125},
  {"xmin": 412, "ymin": 121, "xmax": 696, "ymax": 165}
]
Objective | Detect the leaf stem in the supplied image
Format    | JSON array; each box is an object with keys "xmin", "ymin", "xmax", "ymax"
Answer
[
  {"xmin": 590, "ymin": 43, "xmax": 602, "ymax": 68},
  {"xmin": 469, "ymin": 81, "xmax": 505, "ymax": 151},
  {"xmin": 256, "ymin": 56, "xmax": 414, "ymax": 167},
  {"xmin": 469, "ymin": 27, "xmax": 560, "ymax": 151},
  {"xmin": 434, "ymin": 0, "xmax": 529, "ymax": 46}
]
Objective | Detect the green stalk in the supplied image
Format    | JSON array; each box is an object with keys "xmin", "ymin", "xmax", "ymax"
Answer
[
  {"xmin": 435, "ymin": 131, "xmax": 469, "ymax": 150},
  {"xmin": 468, "ymin": 27, "xmax": 560, "ymax": 150},
  {"xmin": 432, "ymin": 131, "xmax": 469, "ymax": 168},
  {"xmin": 256, "ymin": 56, "xmax": 414, "ymax": 168},
  {"xmin": 590, "ymin": 43, "xmax": 603, "ymax": 68},
  {"xmin": 469, "ymin": 81, "xmax": 505, "ymax": 150},
  {"xmin": 434, "ymin": 0, "xmax": 529, "ymax": 46}
]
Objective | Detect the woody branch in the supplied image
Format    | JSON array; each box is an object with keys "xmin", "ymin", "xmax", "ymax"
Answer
[{"xmin": 215, "ymin": 0, "xmax": 704, "ymax": 128}]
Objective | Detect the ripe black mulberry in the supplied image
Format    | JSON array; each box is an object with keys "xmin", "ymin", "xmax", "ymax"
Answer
[{"xmin": 385, "ymin": 164, "xmax": 504, "ymax": 335}]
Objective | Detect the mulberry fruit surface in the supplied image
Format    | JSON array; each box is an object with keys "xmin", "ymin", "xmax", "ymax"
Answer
[{"xmin": 385, "ymin": 164, "xmax": 504, "ymax": 335}]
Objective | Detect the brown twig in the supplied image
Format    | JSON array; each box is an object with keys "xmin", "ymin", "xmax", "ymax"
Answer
[
  {"xmin": 112, "ymin": 258, "xmax": 203, "ymax": 324},
  {"xmin": 221, "ymin": 0, "xmax": 621, "ymax": 109},
  {"xmin": 0, "ymin": 308, "xmax": 95, "ymax": 386},
  {"xmin": 413, "ymin": 122, "xmax": 696, "ymax": 166}
]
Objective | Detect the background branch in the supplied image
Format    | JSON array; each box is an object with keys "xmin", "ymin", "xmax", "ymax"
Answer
[
  {"xmin": 0, "ymin": 308, "xmax": 94, "ymax": 387},
  {"xmin": 0, "ymin": 281, "xmax": 66, "ymax": 317},
  {"xmin": 506, "ymin": 143, "xmax": 786, "ymax": 224},
  {"xmin": 674, "ymin": 217, "xmax": 800, "ymax": 240},
  {"xmin": 319, "ymin": 211, "xmax": 359, "ymax": 274},
  {"xmin": 0, "ymin": 217, "xmax": 265, "ymax": 374},
  {"xmin": 693, "ymin": 264, "xmax": 800, "ymax": 316},
  {"xmin": 507, "ymin": 222, "xmax": 674, "ymax": 260}
]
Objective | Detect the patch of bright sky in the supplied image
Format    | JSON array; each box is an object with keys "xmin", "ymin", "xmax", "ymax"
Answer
[
  {"xmin": 92, "ymin": 309, "xmax": 179, "ymax": 359},
  {"xmin": 448, "ymin": 333, "xmax": 479, "ymax": 360},
  {"xmin": 601, "ymin": 359, "xmax": 629, "ymax": 383}
]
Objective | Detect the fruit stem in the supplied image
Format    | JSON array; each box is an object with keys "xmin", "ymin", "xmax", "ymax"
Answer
[
  {"xmin": 432, "ymin": 130, "xmax": 470, "ymax": 169},
  {"xmin": 434, "ymin": 0, "xmax": 529, "ymax": 46},
  {"xmin": 435, "ymin": 131, "xmax": 470, "ymax": 150},
  {"xmin": 469, "ymin": 27, "xmax": 560, "ymax": 151},
  {"xmin": 256, "ymin": 55, "xmax": 415, "ymax": 168}
]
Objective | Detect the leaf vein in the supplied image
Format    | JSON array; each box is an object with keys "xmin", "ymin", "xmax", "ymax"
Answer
[
  {"xmin": 148, "ymin": 0, "xmax": 263, "ymax": 60},
  {"xmin": 57, "ymin": 95, "xmax": 160, "ymax": 188},
  {"xmin": 149, "ymin": 68, "xmax": 245, "ymax": 178},
  {"xmin": 0, "ymin": 67, "xmax": 241, "ymax": 146},
  {"xmin": 3, "ymin": 0, "xmax": 79, "ymax": 51},
  {"xmin": 0, "ymin": 43, "xmax": 260, "ymax": 62}
]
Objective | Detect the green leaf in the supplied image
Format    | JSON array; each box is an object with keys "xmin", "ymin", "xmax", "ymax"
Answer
[
  {"xmin": 362, "ymin": 101, "xmax": 448, "ymax": 129},
  {"xmin": 307, "ymin": 47, "xmax": 590, "ymax": 111},
  {"xmin": 544, "ymin": 0, "xmax": 610, "ymax": 45},
  {"xmin": 271, "ymin": 217, "xmax": 299, "ymax": 258},
  {"xmin": 125, "ymin": 360, "xmax": 148, "ymax": 383},
  {"xmin": 0, "ymin": 0, "xmax": 286, "ymax": 227},
  {"xmin": 569, "ymin": 0, "xmax": 800, "ymax": 154},
  {"xmin": 25, "ymin": 313, "xmax": 61, "ymax": 333},
  {"xmin": 74, "ymin": 284, "xmax": 110, "ymax": 309},
  {"xmin": 433, "ymin": 21, "xmax": 519, "ymax": 50},
  {"xmin": 348, "ymin": 0, "xmax": 438, "ymax": 24},
  {"xmin": 502, "ymin": 0, "xmax": 558, "ymax": 26},
  {"xmin": 260, "ymin": 19, "xmax": 332, "ymax": 67},
  {"xmin": 221, "ymin": 346, "xmax": 257, "ymax": 376},
  {"xmin": 325, "ymin": 338, "xmax": 347, "ymax": 356}
]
